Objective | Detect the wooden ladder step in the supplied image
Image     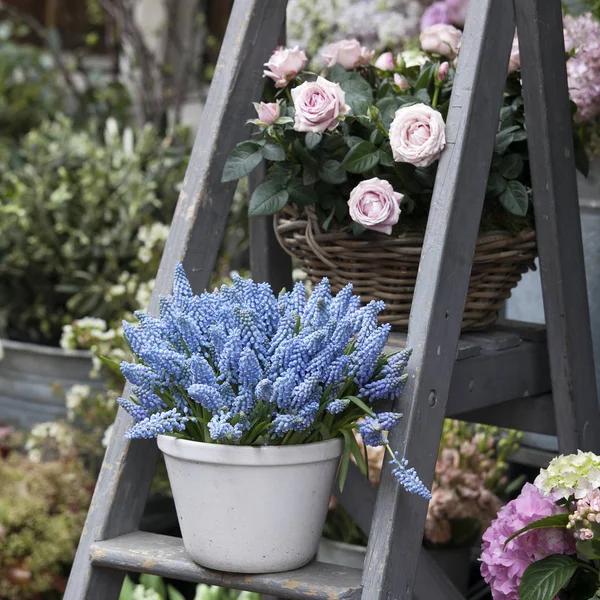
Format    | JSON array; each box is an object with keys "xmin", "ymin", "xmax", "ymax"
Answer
[{"xmin": 90, "ymin": 532, "xmax": 363, "ymax": 600}]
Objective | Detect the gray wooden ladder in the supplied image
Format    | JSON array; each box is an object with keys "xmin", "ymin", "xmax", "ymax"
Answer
[{"xmin": 64, "ymin": 0, "xmax": 600, "ymax": 598}]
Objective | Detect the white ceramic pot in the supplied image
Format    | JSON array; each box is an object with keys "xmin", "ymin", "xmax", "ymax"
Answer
[{"xmin": 157, "ymin": 435, "xmax": 344, "ymax": 573}]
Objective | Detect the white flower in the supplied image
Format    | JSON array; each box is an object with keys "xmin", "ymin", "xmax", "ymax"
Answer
[
  {"xmin": 102, "ymin": 424, "xmax": 114, "ymax": 448},
  {"xmin": 65, "ymin": 384, "xmax": 91, "ymax": 420},
  {"xmin": 534, "ymin": 450, "xmax": 600, "ymax": 500}
]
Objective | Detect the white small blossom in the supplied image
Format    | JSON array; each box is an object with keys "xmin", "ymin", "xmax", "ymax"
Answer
[
  {"xmin": 65, "ymin": 384, "xmax": 91, "ymax": 420},
  {"xmin": 102, "ymin": 424, "xmax": 114, "ymax": 448}
]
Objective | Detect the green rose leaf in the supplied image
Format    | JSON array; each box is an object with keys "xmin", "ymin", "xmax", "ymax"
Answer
[
  {"xmin": 261, "ymin": 142, "xmax": 285, "ymax": 162},
  {"xmin": 486, "ymin": 172, "xmax": 508, "ymax": 198},
  {"xmin": 339, "ymin": 74, "xmax": 374, "ymax": 116},
  {"xmin": 378, "ymin": 147, "xmax": 395, "ymax": 168},
  {"xmin": 498, "ymin": 153, "xmax": 524, "ymax": 179},
  {"xmin": 352, "ymin": 222, "xmax": 366, "ymax": 235},
  {"xmin": 341, "ymin": 141, "xmax": 380, "ymax": 173},
  {"xmin": 504, "ymin": 513, "xmax": 569, "ymax": 547},
  {"xmin": 221, "ymin": 141, "xmax": 263, "ymax": 182},
  {"xmin": 305, "ymin": 132, "xmax": 323, "ymax": 150},
  {"xmin": 495, "ymin": 126, "xmax": 520, "ymax": 154},
  {"xmin": 576, "ymin": 538, "xmax": 600, "ymax": 561},
  {"xmin": 249, "ymin": 179, "xmax": 289, "ymax": 216},
  {"xmin": 287, "ymin": 178, "xmax": 318, "ymax": 206},
  {"xmin": 319, "ymin": 159, "xmax": 347, "ymax": 184},
  {"xmin": 499, "ymin": 180, "xmax": 529, "ymax": 216},
  {"xmin": 519, "ymin": 555, "xmax": 580, "ymax": 600}
]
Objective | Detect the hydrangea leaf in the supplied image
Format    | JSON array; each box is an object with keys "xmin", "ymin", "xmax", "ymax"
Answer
[
  {"xmin": 503, "ymin": 513, "xmax": 569, "ymax": 547},
  {"xmin": 519, "ymin": 555, "xmax": 579, "ymax": 600}
]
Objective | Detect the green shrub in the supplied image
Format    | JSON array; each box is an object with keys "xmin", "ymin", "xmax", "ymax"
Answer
[{"xmin": 0, "ymin": 115, "xmax": 190, "ymax": 344}]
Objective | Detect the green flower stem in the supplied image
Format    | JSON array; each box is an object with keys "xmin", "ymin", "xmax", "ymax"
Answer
[{"xmin": 432, "ymin": 85, "xmax": 441, "ymax": 109}]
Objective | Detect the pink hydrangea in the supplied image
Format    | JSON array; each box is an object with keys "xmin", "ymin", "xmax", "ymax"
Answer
[
  {"xmin": 480, "ymin": 483, "xmax": 575, "ymax": 600},
  {"xmin": 564, "ymin": 13, "xmax": 600, "ymax": 124}
]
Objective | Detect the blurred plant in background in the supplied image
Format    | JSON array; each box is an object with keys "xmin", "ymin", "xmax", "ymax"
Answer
[
  {"xmin": 0, "ymin": 452, "xmax": 94, "ymax": 600},
  {"xmin": 323, "ymin": 420, "xmax": 522, "ymax": 548},
  {"xmin": 0, "ymin": 116, "xmax": 189, "ymax": 344},
  {"xmin": 287, "ymin": 0, "xmax": 433, "ymax": 57}
]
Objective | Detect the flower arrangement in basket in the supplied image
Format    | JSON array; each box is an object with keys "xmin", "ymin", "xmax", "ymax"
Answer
[
  {"xmin": 480, "ymin": 451, "xmax": 600, "ymax": 600},
  {"xmin": 223, "ymin": 26, "xmax": 587, "ymax": 330},
  {"xmin": 116, "ymin": 264, "xmax": 429, "ymax": 574}
]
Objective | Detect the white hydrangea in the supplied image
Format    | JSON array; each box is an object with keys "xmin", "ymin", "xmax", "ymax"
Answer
[
  {"xmin": 65, "ymin": 384, "xmax": 91, "ymax": 420},
  {"xmin": 534, "ymin": 450, "xmax": 600, "ymax": 500},
  {"xmin": 102, "ymin": 424, "xmax": 114, "ymax": 448},
  {"xmin": 26, "ymin": 421, "xmax": 75, "ymax": 460},
  {"xmin": 136, "ymin": 223, "xmax": 170, "ymax": 264}
]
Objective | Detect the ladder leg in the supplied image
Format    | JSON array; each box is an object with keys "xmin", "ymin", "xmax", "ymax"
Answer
[
  {"xmin": 360, "ymin": 1, "xmax": 516, "ymax": 597},
  {"xmin": 515, "ymin": 0, "xmax": 600, "ymax": 453},
  {"xmin": 64, "ymin": 2, "xmax": 288, "ymax": 598}
]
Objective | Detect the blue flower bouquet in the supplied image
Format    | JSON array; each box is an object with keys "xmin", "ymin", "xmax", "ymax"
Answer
[{"xmin": 115, "ymin": 265, "xmax": 429, "ymax": 572}]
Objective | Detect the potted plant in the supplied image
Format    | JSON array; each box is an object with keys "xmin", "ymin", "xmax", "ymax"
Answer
[
  {"xmin": 480, "ymin": 450, "xmax": 600, "ymax": 600},
  {"xmin": 116, "ymin": 264, "xmax": 430, "ymax": 573},
  {"xmin": 0, "ymin": 116, "xmax": 189, "ymax": 428},
  {"xmin": 223, "ymin": 25, "xmax": 586, "ymax": 331},
  {"xmin": 317, "ymin": 421, "xmax": 521, "ymax": 594}
]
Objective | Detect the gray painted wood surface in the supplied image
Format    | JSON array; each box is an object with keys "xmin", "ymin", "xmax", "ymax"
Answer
[
  {"xmin": 515, "ymin": 0, "xmax": 600, "ymax": 454},
  {"xmin": 0, "ymin": 339, "xmax": 99, "ymax": 428},
  {"xmin": 91, "ymin": 532, "xmax": 363, "ymax": 600},
  {"xmin": 63, "ymin": 2, "xmax": 289, "ymax": 598},
  {"xmin": 361, "ymin": 1, "xmax": 516, "ymax": 597}
]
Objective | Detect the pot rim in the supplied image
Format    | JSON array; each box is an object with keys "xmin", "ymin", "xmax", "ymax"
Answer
[{"xmin": 157, "ymin": 435, "xmax": 344, "ymax": 466}]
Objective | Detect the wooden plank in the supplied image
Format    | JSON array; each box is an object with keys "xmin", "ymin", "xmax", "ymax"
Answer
[
  {"xmin": 510, "ymin": 446, "xmax": 556, "ymax": 469},
  {"xmin": 91, "ymin": 532, "xmax": 363, "ymax": 600},
  {"xmin": 336, "ymin": 466, "xmax": 466, "ymax": 600},
  {"xmin": 495, "ymin": 319, "xmax": 547, "ymax": 342},
  {"xmin": 63, "ymin": 2, "xmax": 289, "ymax": 599},
  {"xmin": 446, "ymin": 339, "xmax": 551, "ymax": 416},
  {"xmin": 461, "ymin": 331, "xmax": 521, "ymax": 351},
  {"xmin": 249, "ymin": 167, "xmax": 293, "ymax": 293},
  {"xmin": 515, "ymin": 0, "xmax": 600, "ymax": 453},
  {"xmin": 456, "ymin": 393, "xmax": 556, "ymax": 436},
  {"xmin": 361, "ymin": 1, "xmax": 516, "ymax": 598},
  {"xmin": 386, "ymin": 332, "xmax": 482, "ymax": 361}
]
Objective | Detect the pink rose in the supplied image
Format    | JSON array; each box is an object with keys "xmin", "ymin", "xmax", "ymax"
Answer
[
  {"xmin": 420, "ymin": 24, "xmax": 463, "ymax": 59},
  {"xmin": 256, "ymin": 102, "xmax": 280, "ymax": 125},
  {"xmin": 508, "ymin": 35, "xmax": 520, "ymax": 74},
  {"xmin": 263, "ymin": 46, "xmax": 307, "ymax": 88},
  {"xmin": 394, "ymin": 73, "xmax": 409, "ymax": 90},
  {"xmin": 348, "ymin": 178, "xmax": 403, "ymax": 235},
  {"xmin": 437, "ymin": 61, "xmax": 449, "ymax": 81},
  {"xmin": 322, "ymin": 39, "xmax": 374, "ymax": 69},
  {"xmin": 374, "ymin": 51, "xmax": 395, "ymax": 71},
  {"xmin": 389, "ymin": 103, "xmax": 446, "ymax": 168},
  {"xmin": 292, "ymin": 76, "xmax": 350, "ymax": 133}
]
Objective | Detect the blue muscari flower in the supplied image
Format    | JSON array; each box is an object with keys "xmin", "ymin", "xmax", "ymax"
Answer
[
  {"xmin": 238, "ymin": 347, "xmax": 263, "ymax": 394},
  {"xmin": 217, "ymin": 330, "xmax": 243, "ymax": 384},
  {"xmin": 356, "ymin": 300, "xmax": 385, "ymax": 346},
  {"xmin": 377, "ymin": 412, "xmax": 403, "ymax": 431},
  {"xmin": 235, "ymin": 307, "xmax": 268, "ymax": 364},
  {"xmin": 271, "ymin": 370, "xmax": 297, "ymax": 410},
  {"xmin": 122, "ymin": 321, "xmax": 144, "ymax": 355},
  {"xmin": 350, "ymin": 323, "xmax": 391, "ymax": 385},
  {"xmin": 208, "ymin": 412, "xmax": 244, "ymax": 441},
  {"xmin": 188, "ymin": 354, "xmax": 217, "ymax": 387},
  {"xmin": 117, "ymin": 397, "xmax": 149, "ymax": 421},
  {"xmin": 121, "ymin": 362, "xmax": 157, "ymax": 390},
  {"xmin": 271, "ymin": 401, "xmax": 319, "ymax": 437},
  {"xmin": 125, "ymin": 408, "xmax": 191, "ymax": 439},
  {"xmin": 188, "ymin": 384, "xmax": 223, "ymax": 411},
  {"xmin": 134, "ymin": 387, "xmax": 166, "ymax": 412},
  {"xmin": 328, "ymin": 283, "xmax": 361, "ymax": 322},
  {"xmin": 255, "ymin": 378, "xmax": 274, "ymax": 402},
  {"xmin": 301, "ymin": 278, "xmax": 331, "ymax": 328},
  {"xmin": 173, "ymin": 263, "xmax": 193, "ymax": 303},
  {"xmin": 290, "ymin": 373, "xmax": 322, "ymax": 411},
  {"xmin": 280, "ymin": 281, "xmax": 307, "ymax": 316},
  {"xmin": 326, "ymin": 398, "xmax": 350, "ymax": 414},
  {"xmin": 389, "ymin": 452, "xmax": 432, "ymax": 500},
  {"xmin": 358, "ymin": 416, "xmax": 388, "ymax": 447}
]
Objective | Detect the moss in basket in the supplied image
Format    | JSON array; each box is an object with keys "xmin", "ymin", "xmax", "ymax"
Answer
[
  {"xmin": 223, "ymin": 32, "xmax": 586, "ymax": 238},
  {"xmin": 114, "ymin": 263, "xmax": 432, "ymax": 499}
]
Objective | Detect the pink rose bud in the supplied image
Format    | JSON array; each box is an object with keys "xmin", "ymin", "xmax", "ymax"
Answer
[
  {"xmin": 291, "ymin": 76, "xmax": 351, "ymax": 133},
  {"xmin": 438, "ymin": 61, "xmax": 449, "ymax": 81},
  {"xmin": 389, "ymin": 103, "xmax": 446, "ymax": 168},
  {"xmin": 322, "ymin": 39, "xmax": 374, "ymax": 69},
  {"xmin": 263, "ymin": 46, "xmax": 307, "ymax": 88},
  {"xmin": 256, "ymin": 102, "xmax": 280, "ymax": 125},
  {"xmin": 374, "ymin": 51, "xmax": 395, "ymax": 71},
  {"xmin": 508, "ymin": 35, "xmax": 520, "ymax": 74},
  {"xmin": 420, "ymin": 24, "xmax": 463, "ymax": 59},
  {"xmin": 348, "ymin": 177, "xmax": 403, "ymax": 235},
  {"xmin": 393, "ymin": 73, "xmax": 409, "ymax": 90}
]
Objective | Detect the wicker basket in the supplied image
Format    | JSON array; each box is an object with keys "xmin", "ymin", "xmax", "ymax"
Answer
[{"xmin": 274, "ymin": 205, "xmax": 537, "ymax": 330}]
